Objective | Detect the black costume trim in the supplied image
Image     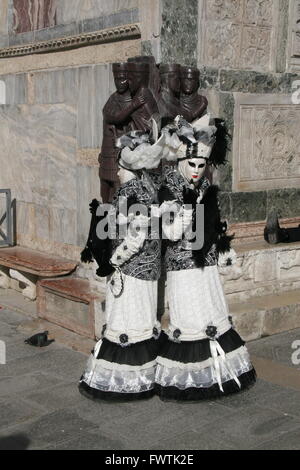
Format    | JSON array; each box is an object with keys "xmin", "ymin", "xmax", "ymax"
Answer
[
  {"xmin": 191, "ymin": 185, "xmax": 234, "ymax": 268},
  {"xmin": 158, "ymin": 329, "xmax": 245, "ymax": 364},
  {"xmin": 96, "ymin": 335, "xmax": 162, "ymax": 365},
  {"xmin": 79, "ymin": 380, "xmax": 155, "ymax": 402},
  {"xmin": 155, "ymin": 368, "xmax": 256, "ymax": 402}
]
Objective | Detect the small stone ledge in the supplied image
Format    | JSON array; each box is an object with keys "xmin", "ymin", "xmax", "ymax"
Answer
[{"xmin": 0, "ymin": 23, "xmax": 141, "ymax": 59}]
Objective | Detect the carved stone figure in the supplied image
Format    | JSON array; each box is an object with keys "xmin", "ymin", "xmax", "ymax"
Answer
[
  {"xmin": 127, "ymin": 62, "xmax": 159, "ymax": 133},
  {"xmin": 99, "ymin": 62, "xmax": 145, "ymax": 203},
  {"xmin": 158, "ymin": 63, "xmax": 182, "ymax": 124},
  {"xmin": 180, "ymin": 66, "xmax": 208, "ymax": 122}
]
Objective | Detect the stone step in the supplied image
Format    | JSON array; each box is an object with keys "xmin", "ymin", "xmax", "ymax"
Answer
[
  {"xmin": 37, "ymin": 278, "xmax": 105, "ymax": 340},
  {"xmin": 229, "ymin": 288, "xmax": 300, "ymax": 342}
]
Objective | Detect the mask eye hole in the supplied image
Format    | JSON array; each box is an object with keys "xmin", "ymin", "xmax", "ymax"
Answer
[
  {"xmin": 188, "ymin": 162, "xmax": 196, "ymax": 168},
  {"xmin": 198, "ymin": 164, "xmax": 205, "ymax": 169}
]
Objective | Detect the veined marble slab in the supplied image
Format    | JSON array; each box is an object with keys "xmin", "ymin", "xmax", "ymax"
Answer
[
  {"xmin": 0, "ymin": 104, "xmax": 77, "ymax": 212},
  {"xmin": 34, "ymin": 68, "xmax": 79, "ymax": 105},
  {"xmin": 12, "ymin": 0, "xmax": 57, "ymax": 33}
]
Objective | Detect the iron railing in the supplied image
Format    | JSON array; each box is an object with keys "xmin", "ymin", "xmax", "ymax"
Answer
[{"xmin": 0, "ymin": 189, "xmax": 13, "ymax": 246}]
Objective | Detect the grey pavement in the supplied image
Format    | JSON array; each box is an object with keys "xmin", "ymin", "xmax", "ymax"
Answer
[{"xmin": 1, "ymin": 306, "xmax": 300, "ymax": 450}]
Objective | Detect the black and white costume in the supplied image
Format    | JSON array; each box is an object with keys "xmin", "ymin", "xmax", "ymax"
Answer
[
  {"xmin": 155, "ymin": 115, "xmax": 256, "ymax": 400},
  {"xmin": 79, "ymin": 126, "xmax": 165, "ymax": 401}
]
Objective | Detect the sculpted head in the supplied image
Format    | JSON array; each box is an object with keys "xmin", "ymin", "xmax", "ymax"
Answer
[
  {"xmin": 127, "ymin": 62, "xmax": 150, "ymax": 95},
  {"xmin": 180, "ymin": 66, "xmax": 200, "ymax": 95},
  {"xmin": 159, "ymin": 64, "xmax": 181, "ymax": 96},
  {"xmin": 112, "ymin": 63, "xmax": 129, "ymax": 94}
]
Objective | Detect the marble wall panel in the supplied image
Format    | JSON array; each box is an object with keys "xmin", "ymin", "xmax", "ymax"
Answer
[
  {"xmin": 77, "ymin": 64, "xmax": 110, "ymax": 148},
  {"xmin": 0, "ymin": 74, "xmax": 27, "ymax": 104},
  {"xmin": 34, "ymin": 68, "xmax": 79, "ymax": 104},
  {"xmin": 0, "ymin": 0, "xmax": 8, "ymax": 35},
  {"xmin": 56, "ymin": 0, "xmax": 138, "ymax": 25},
  {"xmin": 0, "ymin": 104, "xmax": 77, "ymax": 213},
  {"xmin": 12, "ymin": 0, "xmax": 57, "ymax": 33}
]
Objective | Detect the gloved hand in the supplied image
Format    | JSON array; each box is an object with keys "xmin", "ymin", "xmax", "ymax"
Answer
[{"xmin": 218, "ymin": 248, "xmax": 237, "ymax": 267}]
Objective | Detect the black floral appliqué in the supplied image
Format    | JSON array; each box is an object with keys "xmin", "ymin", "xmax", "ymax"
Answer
[
  {"xmin": 205, "ymin": 325, "xmax": 218, "ymax": 339},
  {"xmin": 119, "ymin": 334, "xmax": 129, "ymax": 345},
  {"xmin": 173, "ymin": 329, "xmax": 182, "ymax": 340}
]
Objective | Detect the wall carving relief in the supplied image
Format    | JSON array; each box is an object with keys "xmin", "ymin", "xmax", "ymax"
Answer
[
  {"xmin": 198, "ymin": 0, "xmax": 278, "ymax": 71},
  {"xmin": 233, "ymin": 94, "xmax": 300, "ymax": 192}
]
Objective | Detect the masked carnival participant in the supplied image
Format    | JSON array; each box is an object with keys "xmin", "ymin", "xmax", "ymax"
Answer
[
  {"xmin": 155, "ymin": 115, "xmax": 256, "ymax": 401},
  {"xmin": 79, "ymin": 123, "xmax": 165, "ymax": 401}
]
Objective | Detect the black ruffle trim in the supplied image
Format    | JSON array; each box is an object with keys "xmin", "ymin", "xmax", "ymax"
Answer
[
  {"xmin": 78, "ymin": 380, "xmax": 155, "ymax": 402},
  {"xmin": 96, "ymin": 335, "xmax": 163, "ymax": 366},
  {"xmin": 158, "ymin": 328, "xmax": 245, "ymax": 364},
  {"xmin": 155, "ymin": 368, "xmax": 257, "ymax": 402}
]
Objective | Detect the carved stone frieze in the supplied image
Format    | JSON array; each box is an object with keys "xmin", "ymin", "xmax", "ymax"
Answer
[
  {"xmin": 0, "ymin": 23, "xmax": 141, "ymax": 59},
  {"xmin": 199, "ymin": 0, "xmax": 278, "ymax": 71},
  {"xmin": 233, "ymin": 93, "xmax": 300, "ymax": 192}
]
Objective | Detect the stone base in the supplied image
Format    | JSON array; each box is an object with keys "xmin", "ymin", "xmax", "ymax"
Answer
[
  {"xmin": 37, "ymin": 278, "xmax": 105, "ymax": 339},
  {"xmin": 220, "ymin": 240, "xmax": 300, "ymax": 304},
  {"xmin": 229, "ymin": 289, "xmax": 300, "ymax": 342}
]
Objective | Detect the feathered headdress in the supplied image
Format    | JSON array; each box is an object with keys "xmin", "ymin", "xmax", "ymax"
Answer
[
  {"xmin": 162, "ymin": 114, "xmax": 230, "ymax": 167},
  {"xmin": 116, "ymin": 118, "xmax": 166, "ymax": 171}
]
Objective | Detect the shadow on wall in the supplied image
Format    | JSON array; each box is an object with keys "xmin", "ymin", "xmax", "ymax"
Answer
[{"xmin": 0, "ymin": 433, "xmax": 31, "ymax": 450}]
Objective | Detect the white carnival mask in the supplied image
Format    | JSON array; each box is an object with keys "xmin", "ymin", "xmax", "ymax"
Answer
[{"xmin": 178, "ymin": 157, "xmax": 207, "ymax": 185}]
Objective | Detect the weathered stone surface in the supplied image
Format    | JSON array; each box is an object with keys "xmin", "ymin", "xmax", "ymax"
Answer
[
  {"xmin": 34, "ymin": 68, "xmax": 79, "ymax": 104},
  {"xmin": 218, "ymin": 191, "xmax": 231, "ymax": 220},
  {"xmin": 254, "ymin": 252, "xmax": 277, "ymax": 283},
  {"xmin": 161, "ymin": 0, "xmax": 198, "ymax": 66},
  {"xmin": 232, "ymin": 93, "xmax": 300, "ymax": 193},
  {"xmin": 0, "ymin": 39, "xmax": 141, "ymax": 76},
  {"xmin": 267, "ymin": 188, "xmax": 300, "ymax": 219},
  {"xmin": 230, "ymin": 191, "xmax": 267, "ymax": 223},
  {"xmin": 56, "ymin": 0, "xmax": 138, "ymax": 25},
  {"xmin": 0, "ymin": 0, "xmax": 8, "ymax": 35},
  {"xmin": 0, "ymin": 73, "xmax": 27, "ymax": 104},
  {"xmin": 77, "ymin": 65, "xmax": 109, "ymax": 148},
  {"xmin": 0, "ymin": 104, "xmax": 77, "ymax": 210},
  {"xmin": 220, "ymin": 241, "xmax": 300, "ymax": 304},
  {"xmin": 286, "ymin": 0, "xmax": 300, "ymax": 71},
  {"xmin": 198, "ymin": 66, "xmax": 219, "ymax": 89},
  {"xmin": 279, "ymin": 250, "xmax": 300, "ymax": 281},
  {"xmin": 0, "ymin": 246, "xmax": 77, "ymax": 277},
  {"xmin": 199, "ymin": 0, "xmax": 277, "ymax": 72}
]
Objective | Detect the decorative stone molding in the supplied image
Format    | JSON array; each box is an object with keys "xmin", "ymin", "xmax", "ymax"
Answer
[
  {"xmin": 0, "ymin": 23, "xmax": 141, "ymax": 59},
  {"xmin": 232, "ymin": 93, "xmax": 300, "ymax": 192}
]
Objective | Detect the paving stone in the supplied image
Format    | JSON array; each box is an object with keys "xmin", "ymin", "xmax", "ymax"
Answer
[
  {"xmin": 93, "ymin": 396, "xmax": 235, "ymax": 449},
  {"xmin": 0, "ymin": 347, "xmax": 86, "ymax": 381},
  {"xmin": 151, "ymin": 430, "xmax": 234, "ymax": 451},
  {"xmin": 252, "ymin": 426, "xmax": 300, "ymax": 450},
  {"xmin": 24, "ymin": 382, "xmax": 85, "ymax": 412},
  {"xmin": 0, "ymin": 398, "xmax": 43, "ymax": 431},
  {"xmin": 0, "ymin": 372, "xmax": 66, "ymax": 399},
  {"xmin": 45, "ymin": 431, "xmax": 124, "ymax": 450},
  {"xmin": 0, "ymin": 408, "xmax": 98, "ymax": 449},
  {"xmin": 248, "ymin": 328, "xmax": 300, "ymax": 367},
  {"xmin": 196, "ymin": 404, "xmax": 300, "ymax": 450}
]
